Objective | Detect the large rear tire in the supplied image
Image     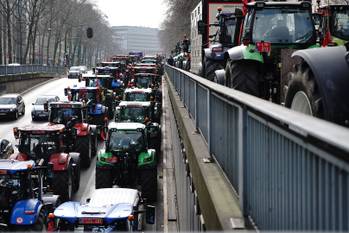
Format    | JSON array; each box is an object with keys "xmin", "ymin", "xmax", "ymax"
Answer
[
  {"xmin": 139, "ymin": 168, "xmax": 157, "ymax": 203},
  {"xmin": 204, "ymin": 57, "xmax": 224, "ymax": 81},
  {"xmin": 75, "ymin": 136, "xmax": 91, "ymax": 168},
  {"xmin": 31, "ymin": 211, "xmax": 46, "ymax": 231},
  {"xmin": 285, "ymin": 63, "xmax": 323, "ymax": 118},
  {"xmin": 95, "ymin": 168, "xmax": 113, "ymax": 189},
  {"xmin": 52, "ymin": 164, "xmax": 73, "ymax": 201},
  {"xmin": 225, "ymin": 60, "xmax": 261, "ymax": 97}
]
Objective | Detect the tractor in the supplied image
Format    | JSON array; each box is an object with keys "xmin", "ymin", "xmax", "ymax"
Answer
[
  {"xmin": 48, "ymin": 101, "xmax": 97, "ymax": 167},
  {"xmin": 115, "ymin": 101, "xmax": 161, "ymax": 124},
  {"xmin": 65, "ymin": 86, "xmax": 110, "ymax": 137},
  {"xmin": 197, "ymin": 7, "xmax": 243, "ymax": 81},
  {"xmin": 95, "ymin": 122, "xmax": 157, "ymax": 202},
  {"xmin": 133, "ymin": 73, "xmax": 160, "ymax": 89},
  {"xmin": 0, "ymin": 160, "xmax": 61, "ymax": 230},
  {"xmin": 11, "ymin": 124, "xmax": 81, "ymax": 200},
  {"xmin": 222, "ymin": 0, "xmax": 317, "ymax": 104},
  {"xmin": 315, "ymin": 1, "xmax": 349, "ymax": 46}
]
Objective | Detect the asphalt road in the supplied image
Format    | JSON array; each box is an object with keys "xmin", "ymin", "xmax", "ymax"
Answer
[{"xmin": 0, "ymin": 77, "xmax": 163, "ymax": 231}]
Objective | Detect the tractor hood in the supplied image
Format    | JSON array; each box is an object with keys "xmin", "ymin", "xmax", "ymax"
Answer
[{"xmin": 54, "ymin": 188, "xmax": 138, "ymax": 224}]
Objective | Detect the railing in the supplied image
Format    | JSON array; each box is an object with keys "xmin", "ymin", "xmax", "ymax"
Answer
[
  {"xmin": 0, "ymin": 65, "xmax": 65, "ymax": 76},
  {"xmin": 165, "ymin": 64, "xmax": 349, "ymax": 231}
]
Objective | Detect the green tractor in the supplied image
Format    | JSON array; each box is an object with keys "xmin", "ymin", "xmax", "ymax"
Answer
[
  {"xmin": 95, "ymin": 122, "xmax": 157, "ymax": 202},
  {"xmin": 223, "ymin": 0, "xmax": 317, "ymax": 104}
]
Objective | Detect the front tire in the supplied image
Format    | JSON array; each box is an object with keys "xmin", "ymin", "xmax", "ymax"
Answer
[
  {"xmin": 204, "ymin": 57, "xmax": 224, "ymax": 81},
  {"xmin": 285, "ymin": 63, "xmax": 323, "ymax": 118}
]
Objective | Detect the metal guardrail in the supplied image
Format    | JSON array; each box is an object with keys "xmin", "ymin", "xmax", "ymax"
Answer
[
  {"xmin": 0, "ymin": 65, "xmax": 65, "ymax": 76},
  {"xmin": 165, "ymin": 64, "xmax": 349, "ymax": 231}
]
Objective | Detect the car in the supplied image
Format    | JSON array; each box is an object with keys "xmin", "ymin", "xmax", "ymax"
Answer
[
  {"xmin": 68, "ymin": 66, "xmax": 82, "ymax": 79},
  {"xmin": 53, "ymin": 188, "xmax": 155, "ymax": 232},
  {"xmin": 79, "ymin": 65, "xmax": 88, "ymax": 74},
  {"xmin": 31, "ymin": 95, "xmax": 59, "ymax": 121},
  {"xmin": 0, "ymin": 139, "xmax": 14, "ymax": 159},
  {"xmin": 7, "ymin": 63, "xmax": 20, "ymax": 66},
  {"xmin": 0, "ymin": 94, "xmax": 25, "ymax": 120}
]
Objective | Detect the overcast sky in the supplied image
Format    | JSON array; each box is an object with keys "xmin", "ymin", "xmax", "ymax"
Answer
[{"xmin": 91, "ymin": 0, "xmax": 167, "ymax": 28}]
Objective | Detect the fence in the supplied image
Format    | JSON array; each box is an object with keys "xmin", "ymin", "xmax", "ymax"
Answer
[
  {"xmin": 0, "ymin": 65, "xmax": 65, "ymax": 76},
  {"xmin": 166, "ymin": 64, "xmax": 349, "ymax": 231}
]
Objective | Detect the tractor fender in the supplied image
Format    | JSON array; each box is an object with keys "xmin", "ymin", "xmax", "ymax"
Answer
[
  {"xmin": 10, "ymin": 199, "xmax": 42, "ymax": 225},
  {"xmin": 292, "ymin": 46, "xmax": 349, "ymax": 125},
  {"xmin": 214, "ymin": 69, "xmax": 226, "ymax": 85},
  {"xmin": 74, "ymin": 123, "xmax": 90, "ymax": 137},
  {"xmin": 204, "ymin": 43, "xmax": 225, "ymax": 61},
  {"xmin": 9, "ymin": 152, "xmax": 28, "ymax": 161},
  {"xmin": 68, "ymin": 152, "xmax": 80, "ymax": 165},
  {"xmin": 49, "ymin": 153, "xmax": 71, "ymax": 171},
  {"xmin": 227, "ymin": 44, "xmax": 264, "ymax": 63},
  {"xmin": 42, "ymin": 195, "xmax": 61, "ymax": 209}
]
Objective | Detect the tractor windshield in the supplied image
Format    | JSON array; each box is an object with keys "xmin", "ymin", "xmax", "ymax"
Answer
[
  {"xmin": 119, "ymin": 107, "xmax": 149, "ymax": 123},
  {"xmin": 332, "ymin": 8, "xmax": 349, "ymax": 40},
  {"xmin": 18, "ymin": 133, "xmax": 60, "ymax": 159},
  {"xmin": 50, "ymin": 108, "xmax": 82, "ymax": 124},
  {"xmin": 135, "ymin": 76, "xmax": 153, "ymax": 88},
  {"xmin": 125, "ymin": 92, "xmax": 150, "ymax": 101},
  {"xmin": 252, "ymin": 7, "xmax": 315, "ymax": 44},
  {"xmin": 108, "ymin": 130, "xmax": 145, "ymax": 152}
]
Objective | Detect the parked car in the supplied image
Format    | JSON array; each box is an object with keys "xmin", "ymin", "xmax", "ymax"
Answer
[
  {"xmin": 0, "ymin": 139, "xmax": 14, "ymax": 159},
  {"xmin": 31, "ymin": 95, "xmax": 59, "ymax": 121},
  {"xmin": 68, "ymin": 66, "xmax": 82, "ymax": 79},
  {"xmin": 0, "ymin": 94, "xmax": 25, "ymax": 120},
  {"xmin": 79, "ymin": 65, "xmax": 88, "ymax": 74}
]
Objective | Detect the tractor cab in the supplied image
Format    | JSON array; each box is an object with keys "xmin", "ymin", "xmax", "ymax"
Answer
[
  {"xmin": 95, "ymin": 62, "xmax": 123, "ymax": 78},
  {"xmin": 133, "ymin": 73, "xmax": 160, "ymax": 89},
  {"xmin": 49, "ymin": 101, "xmax": 86, "ymax": 126},
  {"xmin": 0, "ymin": 160, "xmax": 59, "ymax": 229},
  {"xmin": 115, "ymin": 101, "xmax": 158, "ymax": 124},
  {"xmin": 123, "ymin": 88, "xmax": 153, "ymax": 102},
  {"xmin": 12, "ymin": 124, "xmax": 66, "ymax": 162},
  {"xmin": 316, "ymin": 4, "xmax": 349, "ymax": 46}
]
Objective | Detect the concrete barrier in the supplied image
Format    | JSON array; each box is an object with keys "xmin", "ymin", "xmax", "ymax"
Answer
[{"xmin": 0, "ymin": 73, "xmax": 60, "ymax": 95}]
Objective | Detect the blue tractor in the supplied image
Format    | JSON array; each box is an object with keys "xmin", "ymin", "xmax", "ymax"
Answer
[{"xmin": 0, "ymin": 159, "xmax": 60, "ymax": 230}]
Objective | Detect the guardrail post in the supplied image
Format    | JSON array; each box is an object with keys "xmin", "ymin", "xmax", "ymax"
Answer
[
  {"xmin": 207, "ymin": 89, "xmax": 211, "ymax": 155},
  {"xmin": 238, "ymin": 106, "xmax": 247, "ymax": 214},
  {"xmin": 195, "ymin": 82, "xmax": 198, "ymax": 130}
]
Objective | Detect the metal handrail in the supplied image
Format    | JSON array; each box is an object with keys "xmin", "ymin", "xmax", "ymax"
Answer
[
  {"xmin": 0, "ymin": 65, "xmax": 65, "ymax": 76},
  {"xmin": 166, "ymin": 64, "xmax": 349, "ymax": 231}
]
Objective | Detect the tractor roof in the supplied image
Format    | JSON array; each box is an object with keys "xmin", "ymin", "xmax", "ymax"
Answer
[
  {"xmin": 0, "ymin": 160, "xmax": 35, "ymax": 173},
  {"xmin": 248, "ymin": 1, "xmax": 309, "ymax": 7},
  {"xmin": 50, "ymin": 101, "xmax": 84, "ymax": 108},
  {"xmin": 134, "ymin": 72, "xmax": 159, "ymax": 77},
  {"xmin": 108, "ymin": 122, "xmax": 146, "ymax": 130},
  {"xmin": 118, "ymin": 101, "xmax": 152, "ymax": 107},
  {"xmin": 124, "ymin": 88, "xmax": 152, "ymax": 94},
  {"xmin": 69, "ymin": 86, "xmax": 99, "ymax": 91},
  {"xmin": 82, "ymin": 74, "xmax": 111, "ymax": 79},
  {"xmin": 16, "ymin": 123, "xmax": 65, "ymax": 133}
]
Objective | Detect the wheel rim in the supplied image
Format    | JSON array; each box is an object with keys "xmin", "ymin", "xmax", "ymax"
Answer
[{"xmin": 291, "ymin": 91, "xmax": 313, "ymax": 116}]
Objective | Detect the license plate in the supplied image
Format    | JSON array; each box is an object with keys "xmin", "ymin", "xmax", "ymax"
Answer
[
  {"xmin": 39, "ymin": 114, "xmax": 46, "ymax": 117},
  {"xmin": 79, "ymin": 218, "xmax": 103, "ymax": 225}
]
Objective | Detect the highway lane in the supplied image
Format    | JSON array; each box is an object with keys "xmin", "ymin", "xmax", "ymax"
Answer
[{"xmin": 0, "ymin": 77, "xmax": 163, "ymax": 231}]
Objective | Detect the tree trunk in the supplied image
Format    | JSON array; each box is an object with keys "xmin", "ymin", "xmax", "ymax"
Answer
[
  {"xmin": 0, "ymin": 14, "xmax": 3, "ymax": 64},
  {"xmin": 6, "ymin": 9, "xmax": 13, "ymax": 64}
]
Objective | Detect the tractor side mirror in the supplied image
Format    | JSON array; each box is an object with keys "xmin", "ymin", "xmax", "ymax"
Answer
[
  {"xmin": 145, "ymin": 205, "xmax": 155, "ymax": 224},
  {"xmin": 197, "ymin": 20, "xmax": 205, "ymax": 35}
]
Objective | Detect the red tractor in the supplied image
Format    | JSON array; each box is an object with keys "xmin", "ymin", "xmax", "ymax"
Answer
[
  {"xmin": 11, "ymin": 124, "xmax": 81, "ymax": 201},
  {"xmin": 48, "ymin": 101, "xmax": 97, "ymax": 168}
]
